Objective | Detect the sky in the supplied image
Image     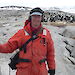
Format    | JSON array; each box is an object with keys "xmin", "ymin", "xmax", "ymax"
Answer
[{"xmin": 0, "ymin": 0, "xmax": 75, "ymax": 8}]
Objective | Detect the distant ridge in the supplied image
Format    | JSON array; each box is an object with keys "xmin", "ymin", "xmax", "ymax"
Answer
[{"xmin": 0, "ymin": 6, "xmax": 32, "ymax": 10}]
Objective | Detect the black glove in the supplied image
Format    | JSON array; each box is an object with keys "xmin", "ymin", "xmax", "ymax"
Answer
[{"xmin": 48, "ymin": 69, "xmax": 55, "ymax": 75}]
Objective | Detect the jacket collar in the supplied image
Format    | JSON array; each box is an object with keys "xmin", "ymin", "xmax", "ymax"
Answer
[{"xmin": 24, "ymin": 22, "xmax": 43, "ymax": 36}]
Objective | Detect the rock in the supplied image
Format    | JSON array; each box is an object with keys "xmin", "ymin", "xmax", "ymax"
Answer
[
  {"xmin": 67, "ymin": 56, "xmax": 75, "ymax": 65},
  {"xmin": 0, "ymin": 67, "xmax": 2, "ymax": 75},
  {"xmin": 62, "ymin": 26, "xmax": 75, "ymax": 39},
  {"xmin": 71, "ymin": 47, "xmax": 75, "ymax": 58}
]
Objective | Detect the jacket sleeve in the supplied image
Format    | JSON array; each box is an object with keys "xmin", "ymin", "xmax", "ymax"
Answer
[
  {"xmin": 46, "ymin": 31, "xmax": 56, "ymax": 70},
  {"xmin": 0, "ymin": 30, "xmax": 22, "ymax": 53}
]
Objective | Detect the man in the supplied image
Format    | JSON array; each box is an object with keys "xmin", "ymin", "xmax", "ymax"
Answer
[{"xmin": 0, "ymin": 7, "xmax": 56, "ymax": 75}]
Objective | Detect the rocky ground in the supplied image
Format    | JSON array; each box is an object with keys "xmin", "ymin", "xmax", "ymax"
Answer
[{"xmin": 0, "ymin": 9, "xmax": 75, "ymax": 75}]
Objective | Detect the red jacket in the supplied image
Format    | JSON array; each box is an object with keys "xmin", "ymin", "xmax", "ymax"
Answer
[{"xmin": 0, "ymin": 22, "xmax": 55, "ymax": 75}]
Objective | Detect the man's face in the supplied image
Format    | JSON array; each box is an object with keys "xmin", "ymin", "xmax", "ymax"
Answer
[{"xmin": 31, "ymin": 15, "xmax": 42, "ymax": 28}]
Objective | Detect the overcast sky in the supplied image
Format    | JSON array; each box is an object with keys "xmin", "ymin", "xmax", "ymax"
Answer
[{"xmin": 0, "ymin": 0, "xmax": 75, "ymax": 8}]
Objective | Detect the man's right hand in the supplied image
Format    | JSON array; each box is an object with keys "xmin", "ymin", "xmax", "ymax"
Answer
[{"xmin": 48, "ymin": 69, "xmax": 55, "ymax": 75}]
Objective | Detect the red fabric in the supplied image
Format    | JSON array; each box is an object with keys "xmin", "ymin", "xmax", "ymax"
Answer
[
  {"xmin": 24, "ymin": 20, "xmax": 42, "ymax": 35},
  {"xmin": 0, "ymin": 22, "xmax": 56, "ymax": 75},
  {"xmin": 24, "ymin": 20, "xmax": 30, "ymax": 26},
  {"xmin": 24, "ymin": 22, "xmax": 32, "ymax": 35}
]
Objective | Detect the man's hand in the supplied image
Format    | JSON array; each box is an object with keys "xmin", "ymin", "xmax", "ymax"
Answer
[{"xmin": 48, "ymin": 69, "xmax": 55, "ymax": 75}]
